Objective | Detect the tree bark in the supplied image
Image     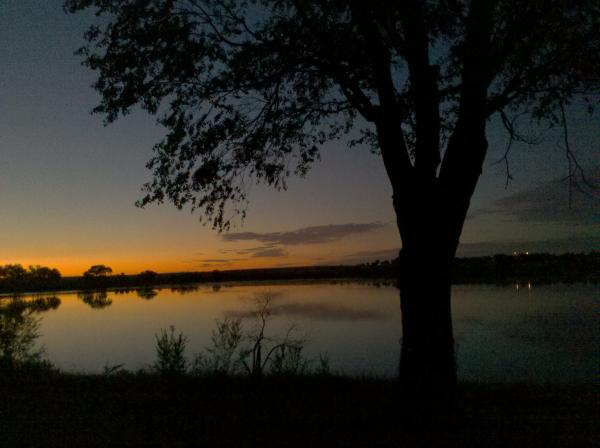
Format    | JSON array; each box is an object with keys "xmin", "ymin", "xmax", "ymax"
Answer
[
  {"xmin": 392, "ymin": 140, "xmax": 485, "ymax": 404},
  {"xmin": 397, "ymin": 241, "xmax": 456, "ymax": 404}
]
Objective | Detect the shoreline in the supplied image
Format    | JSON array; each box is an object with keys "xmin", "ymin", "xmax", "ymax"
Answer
[
  {"xmin": 1, "ymin": 251, "xmax": 599, "ymax": 295},
  {"xmin": 1, "ymin": 275, "xmax": 598, "ymax": 298}
]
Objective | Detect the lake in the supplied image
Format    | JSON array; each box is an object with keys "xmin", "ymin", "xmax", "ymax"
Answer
[{"xmin": 1, "ymin": 281, "xmax": 597, "ymax": 383}]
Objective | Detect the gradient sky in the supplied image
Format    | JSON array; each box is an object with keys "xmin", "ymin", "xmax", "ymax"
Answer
[{"xmin": 1, "ymin": 1, "xmax": 598, "ymax": 275}]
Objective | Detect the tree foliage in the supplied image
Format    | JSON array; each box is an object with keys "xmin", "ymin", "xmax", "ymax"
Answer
[
  {"xmin": 84, "ymin": 264, "xmax": 113, "ymax": 277},
  {"xmin": 65, "ymin": 0, "xmax": 599, "ymax": 230},
  {"xmin": 0, "ymin": 264, "xmax": 61, "ymax": 292}
]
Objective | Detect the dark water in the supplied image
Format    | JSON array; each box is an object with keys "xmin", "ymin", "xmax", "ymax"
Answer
[{"xmin": 1, "ymin": 281, "xmax": 597, "ymax": 383}]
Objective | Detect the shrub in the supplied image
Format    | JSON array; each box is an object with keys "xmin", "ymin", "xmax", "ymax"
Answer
[
  {"xmin": 193, "ymin": 317, "xmax": 244, "ymax": 375},
  {"xmin": 153, "ymin": 325, "xmax": 188, "ymax": 375}
]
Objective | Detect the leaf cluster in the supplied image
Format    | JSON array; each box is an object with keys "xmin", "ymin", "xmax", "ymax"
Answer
[{"xmin": 66, "ymin": 0, "xmax": 600, "ymax": 228}]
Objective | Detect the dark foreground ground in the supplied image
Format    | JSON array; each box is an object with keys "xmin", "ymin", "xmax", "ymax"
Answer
[{"xmin": 0, "ymin": 371, "xmax": 597, "ymax": 447}]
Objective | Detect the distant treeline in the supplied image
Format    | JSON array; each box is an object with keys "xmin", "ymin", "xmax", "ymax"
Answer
[
  {"xmin": 452, "ymin": 252, "xmax": 600, "ymax": 284},
  {"xmin": 0, "ymin": 265, "xmax": 61, "ymax": 293},
  {"xmin": 0, "ymin": 252, "xmax": 598, "ymax": 294}
]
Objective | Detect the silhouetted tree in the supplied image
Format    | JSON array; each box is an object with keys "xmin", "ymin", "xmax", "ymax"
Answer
[
  {"xmin": 83, "ymin": 265, "xmax": 113, "ymax": 277},
  {"xmin": 0, "ymin": 264, "xmax": 62, "ymax": 292},
  {"xmin": 0, "ymin": 265, "xmax": 28, "ymax": 291},
  {"xmin": 66, "ymin": 0, "xmax": 599, "ymax": 395},
  {"xmin": 83, "ymin": 264, "xmax": 113, "ymax": 288},
  {"xmin": 27, "ymin": 265, "xmax": 61, "ymax": 290},
  {"xmin": 138, "ymin": 270, "xmax": 158, "ymax": 285}
]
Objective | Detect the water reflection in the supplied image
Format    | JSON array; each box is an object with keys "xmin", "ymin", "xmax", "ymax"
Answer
[
  {"xmin": 508, "ymin": 311, "xmax": 596, "ymax": 350},
  {"xmin": 514, "ymin": 282, "xmax": 533, "ymax": 291},
  {"xmin": 114, "ymin": 288, "xmax": 135, "ymax": 295},
  {"xmin": 227, "ymin": 302, "xmax": 387, "ymax": 321},
  {"xmin": 171, "ymin": 285, "xmax": 199, "ymax": 294},
  {"xmin": 137, "ymin": 288, "xmax": 158, "ymax": 300},
  {"xmin": 26, "ymin": 282, "xmax": 599, "ymax": 383},
  {"xmin": 0, "ymin": 295, "xmax": 60, "ymax": 366},
  {"xmin": 78, "ymin": 290, "xmax": 112, "ymax": 309}
]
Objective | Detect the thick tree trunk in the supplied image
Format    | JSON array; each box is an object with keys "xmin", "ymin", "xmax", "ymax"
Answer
[
  {"xmin": 397, "ymin": 243, "xmax": 456, "ymax": 403},
  {"xmin": 391, "ymin": 182, "xmax": 470, "ymax": 405},
  {"xmin": 370, "ymin": 48, "xmax": 488, "ymax": 402},
  {"xmin": 388, "ymin": 119, "xmax": 486, "ymax": 401}
]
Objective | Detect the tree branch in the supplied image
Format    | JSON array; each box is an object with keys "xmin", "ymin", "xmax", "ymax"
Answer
[
  {"xmin": 559, "ymin": 102, "xmax": 596, "ymax": 207},
  {"xmin": 349, "ymin": 2, "xmax": 413, "ymax": 187},
  {"xmin": 440, "ymin": 0, "xmax": 496, "ymax": 184},
  {"xmin": 398, "ymin": 1, "xmax": 441, "ymax": 179}
]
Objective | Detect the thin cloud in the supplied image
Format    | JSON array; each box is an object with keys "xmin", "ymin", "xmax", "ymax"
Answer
[
  {"xmin": 472, "ymin": 174, "xmax": 599, "ymax": 225},
  {"xmin": 222, "ymin": 222, "xmax": 387, "ymax": 246},
  {"xmin": 273, "ymin": 262, "xmax": 304, "ymax": 267},
  {"xmin": 341, "ymin": 248, "xmax": 400, "ymax": 262},
  {"xmin": 251, "ymin": 247, "xmax": 287, "ymax": 258},
  {"xmin": 221, "ymin": 245, "xmax": 288, "ymax": 258},
  {"xmin": 319, "ymin": 248, "xmax": 400, "ymax": 266},
  {"xmin": 200, "ymin": 258, "xmax": 246, "ymax": 263}
]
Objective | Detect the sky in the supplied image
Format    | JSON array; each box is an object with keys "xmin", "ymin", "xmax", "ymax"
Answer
[{"xmin": 0, "ymin": 1, "xmax": 598, "ymax": 275}]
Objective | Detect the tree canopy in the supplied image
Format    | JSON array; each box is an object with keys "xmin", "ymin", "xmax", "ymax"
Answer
[
  {"xmin": 65, "ymin": 0, "xmax": 599, "ymax": 230},
  {"xmin": 0, "ymin": 264, "xmax": 61, "ymax": 292},
  {"xmin": 84, "ymin": 264, "xmax": 113, "ymax": 277}
]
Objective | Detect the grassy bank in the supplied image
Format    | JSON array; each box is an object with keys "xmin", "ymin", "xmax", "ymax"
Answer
[{"xmin": 0, "ymin": 368, "xmax": 597, "ymax": 447}]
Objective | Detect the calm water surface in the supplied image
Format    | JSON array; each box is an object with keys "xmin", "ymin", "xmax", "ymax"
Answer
[{"xmin": 4, "ymin": 282, "xmax": 598, "ymax": 383}]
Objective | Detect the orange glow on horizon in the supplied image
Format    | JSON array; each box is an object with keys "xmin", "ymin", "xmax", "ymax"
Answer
[
  {"xmin": 0, "ymin": 223, "xmax": 398, "ymax": 276},
  {"xmin": 0, "ymin": 255, "xmax": 319, "ymax": 277}
]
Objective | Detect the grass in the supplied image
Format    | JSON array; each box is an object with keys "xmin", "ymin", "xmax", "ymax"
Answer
[{"xmin": 0, "ymin": 367, "xmax": 597, "ymax": 447}]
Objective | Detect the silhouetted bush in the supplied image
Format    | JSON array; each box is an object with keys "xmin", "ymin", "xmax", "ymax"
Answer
[
  {"xmin": 153, "ymin": 326, "xmax": 188, "ymax": 375},
  {"xmin": 192, "ymin": 293, "xmax": 324, "ymax": 377},
  {"xmin": 193, "ymin": 317, "xmax": 244, "ymax": 375}
]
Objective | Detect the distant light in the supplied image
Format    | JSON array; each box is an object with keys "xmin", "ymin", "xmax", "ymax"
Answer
[
  {"xmin": 525, "ymin": 251, "xmax": 529, "ymax": 255},
  {"xmin": 527, "ymin": 282, "xmax": 532, "ymax": 289}
]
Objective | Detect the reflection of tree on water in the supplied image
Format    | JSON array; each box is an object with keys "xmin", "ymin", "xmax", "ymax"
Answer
[
  {"xmin": 137, "ymin": 288, "xmax": 158, "ymax": 300},
  {"xmin": 0, "ymin": 295, "xmax": 60, "ymax": 367},
  {"xmin": 114, "ymin": 288, "xmax": 135, "ymax": 295},
  {"xmin": 170, "ymin": 285, "xmax": 199, "ymax": 295},
  {"xmin": 78, "ymin": 290, "xmax": 112, "ymax": 309}
]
